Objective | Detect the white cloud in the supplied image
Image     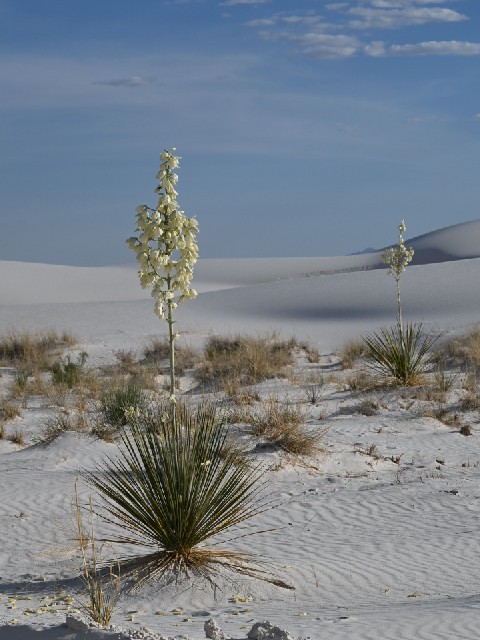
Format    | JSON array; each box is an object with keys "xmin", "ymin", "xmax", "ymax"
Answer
[
  {"xmin": 92, "ymin": 76, "xmax": 153, "ymax": 87},
  {"xmin": 292, "ymin": 32, "xmax": 359, "ymax": 58},
  {"xmin": 222, "ymin": 0, "xmax": 270, "ymax": 5},
  {"xmin": 347, "ymin": 7, "xmax": 467, "ymax": 30},
  {"xmin": 390, "ymin": 41, "xmax": 480, "ymax": 56},
  {"xmin": 240, "ymin": 1, "xmax": 477, "ymax": 59},
  {"xmin": 245, "ymin": 17, "xmax": 277, "ymax": 27}
]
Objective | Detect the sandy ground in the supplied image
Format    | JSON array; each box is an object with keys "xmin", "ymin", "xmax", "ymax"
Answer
[{"xmin": 1, "ymin": 219, "xmax": 480, "ymax": 639}]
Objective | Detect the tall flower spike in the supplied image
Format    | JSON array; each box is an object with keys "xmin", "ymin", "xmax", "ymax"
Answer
[
  {"xmin": 381, "ymin": 219, "xmax": 414, "ymax": 332},
  {"xmin": 127, "ymin": 149, "xmax": 199, "ymax": 414}
]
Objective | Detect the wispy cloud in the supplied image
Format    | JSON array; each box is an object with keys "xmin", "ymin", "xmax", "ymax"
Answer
[
  {"xmin": 389, "ymin": 41, "xmax": 480, "ymax": 55},
  {"xmin": 92, "ymin": 76, "xmax": 154, "ymax": 87},
  {"xmin": 241, "ymin": 0, "xmax": 479, "ymax": 59},
  {"xmin": 290, "ymin": 33, "xmax": 360, "ymax": 58},
  {"xmin": 222, "ymin": 0, "xmax": 271, "ymax": 5},
  {"xmin": 345, "ymin": 7, "xmax": 467, "ymax": 29}
]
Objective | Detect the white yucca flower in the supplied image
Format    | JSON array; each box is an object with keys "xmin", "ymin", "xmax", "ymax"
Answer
[{"xmin": 127, "ymin": 148, "xmax": 199, "ymax": 320}]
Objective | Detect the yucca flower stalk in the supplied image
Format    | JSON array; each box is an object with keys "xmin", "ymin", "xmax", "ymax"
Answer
[
  {"xmin": 381, "ymin": 219, "xmax": 414, "ymax": 339},
  {"xmin": 127, "ymin": 149, "xmax": 198, "ymax": 423}
]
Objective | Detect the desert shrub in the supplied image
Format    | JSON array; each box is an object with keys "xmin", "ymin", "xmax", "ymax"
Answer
[
  {"xmin": 302, "ymin": 384, "xmax": 323, "ymax": 404},
  {"xmin": 100, "ymin": 381, "xmax": 148, "ymax": 428},
  {"xmin": 444, "ymin": 328, "xmax": 480, "ymax": 367},
  {"xmin": 84, "ymin": 403, "xmax": 284, "ymax": 588},
  {"xmin": 0, "ymin": 400, "xmax": 20, "ymax": 422},
  {"xmin": 0, "ymin": 330, "xmax": 76, "ymax": 369},
  {"xmin": 8, "ymin": 430, "xmax": 25, "ymax": 446},
  {"xmin": 345, "ymin": 371, "xmax": 382, "ymax": 392},
  {"xmin": 143, "ymin": 338, "xmax": 199, "ymax": 376},
  {"xmin": 51, "ymin": 352, "xmax": 88, "ymax": 388},
  {"xmin": 354, "ymin": 398, "xmax": 380, "ymax": 416},
  {"xmin": 248, "ymin": 397, "xmax": 321, "ymax": 455},
  {"xmin": 197, "ymin": 334, "xmax": 295, "ymax": 387},
  {"xmin": 298, "ymin": 341, "xmax": 320, "ymax": 363},
  {"xmin": 419, "ymin": 405, "xmax": 461, "ymax": 427},
  {"xmin": 39, "ymin": 413, "xmax": 89, "ymax": 445},
  {"xmin": 460, "ymin": 424, "xmax": 473, "ymax": 436},
  {"xmin": 338, "ymin": 338, "xmax": 367, "ymax": 369},
  {"xmin": 364, "ymin": 323, "xmax": 438, "ymax": 386},
  {"xmin": 433, "ymin": 362, "xmax": 457, "ymax": 394}
]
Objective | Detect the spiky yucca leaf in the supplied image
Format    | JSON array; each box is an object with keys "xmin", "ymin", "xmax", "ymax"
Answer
[
  {"xmin": 84, "ymin": 404, "xmax": 279, "ymax": 587},
  {"xmin": 363, "ymin": 322, "xmax": 438, "ymax": 385}
]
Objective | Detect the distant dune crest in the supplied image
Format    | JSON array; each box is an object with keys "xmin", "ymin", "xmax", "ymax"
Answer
[{"xmin": 0, "ymin": 219, "xmax": 479, "ymax": 306}]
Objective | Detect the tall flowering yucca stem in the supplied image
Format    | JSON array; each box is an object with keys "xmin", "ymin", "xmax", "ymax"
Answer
[
  {"xmin": 127, "ymin": 149, "xmax": 199, "ymax": 424},
  {"xmin": 382, "ymin": 219, "xmax": 414, "ymax": 341}
]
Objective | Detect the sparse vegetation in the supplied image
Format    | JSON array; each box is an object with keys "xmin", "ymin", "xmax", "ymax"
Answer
[
  {"xmin": 247, "ymin": 396, "xmax": 322, "ymax": 456},
  {"xmin": 39, "ymin": 413, "xmax": 89, "ymax": 445},
  {"xmin": 196, "ymin": 334, "xmax": 296, "ymax": 388},
  {"xmin": 8, "ymin": 430, "xmax": 25, "ymax": 446},
  {"xmin": 0, "ymin": 329, "xmax": 76, "ymax": 369},
  {"xmin": 0, "ymin": 399, "xmax": 20, "ymax": 422},
  {"xmin": 338, "ymin": 338, "xmax": 366, "ymax": 369},
  {"xmin": 51, "ymin": 352, "xmax": 88, "ymax": 388},
  {"xmin": 75, "ymin": 488, "xmax": 120, "ymax": 626}
]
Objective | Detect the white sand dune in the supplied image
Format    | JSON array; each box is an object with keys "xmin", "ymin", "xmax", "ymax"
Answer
[{"xmin": 1, "ymin": 219, "xmax": 480, "ymax": 640}]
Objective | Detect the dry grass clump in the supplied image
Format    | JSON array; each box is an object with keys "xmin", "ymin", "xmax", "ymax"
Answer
[
  {"xmin": 345, "ymin": 371, "xmax": 384, "ymax": 392},
  {"xmin": 143, "ymin": 337, "xmax": 199, "ymax": 376},
  {"xmin": 0, "ymin": 329, "xmax": 76, "ymax": 369},
  {"xmin": 38, "ymin": 413, "xmax": 90, "ymax": 445},
  {"xmin": 338, "ymin": 338, "xmax": 367, "ymax": 369},
  {"xmin": 75, "ymin": 489, "xmax": 120, "ymax": 626},
  {"xmin": 8, "ymin": 430, "xmax": 25, "ymax": 446},
  {"xmin": 248, "ymin": 397, "xmax": 321, "ymax": 455},
  {"xmin": 196, "ymin": 334, "xmax": 296, "ymax": 388},
  {"xmin": 0, "ymin": 399, "xmax": 20, "ymax": 422},
  {"xmin": 354, "ymin": 398, "xmax": 381, "ymax": 416},
  {"xmin": 419, "ymin": 404, "xmax": 461, "ymax": 427},
  {"xmin": 442, "ymin": 327, "xmax": 480, "ymax": 366}
]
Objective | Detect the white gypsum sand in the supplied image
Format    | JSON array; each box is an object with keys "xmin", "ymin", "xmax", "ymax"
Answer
[{"xmin": 1, "ymin": 219, "xmax": 480, "ymax": 640}]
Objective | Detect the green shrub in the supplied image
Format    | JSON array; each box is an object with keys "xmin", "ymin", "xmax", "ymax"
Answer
[
  {"xmin": 100, "ymin": 382, "xmax": 148, "ymax": 428},
  {"xmin": 51, "ymin": 352, "xmax": 88, "ymax": 388}
]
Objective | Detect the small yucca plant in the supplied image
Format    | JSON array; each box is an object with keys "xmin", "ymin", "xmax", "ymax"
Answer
[
  {"xmin": 84, "ymin": 404, "xmax": 286, "ymax": 589},
  {"xmin": 364, "ymin": 322, "xmax": 437, "ymax": 385}
]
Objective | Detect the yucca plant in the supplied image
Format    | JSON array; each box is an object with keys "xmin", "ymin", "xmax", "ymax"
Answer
[
  {"xmin": 84, "ymin": 404, "xmax": 287, "ymax": 589},
  {"xmin": 364, "ymin": 322, "xmax": 438, "ymax": 385},
  {"xmin": 364, "ymin": 220, "xmax": 437, "ymax": 385}
]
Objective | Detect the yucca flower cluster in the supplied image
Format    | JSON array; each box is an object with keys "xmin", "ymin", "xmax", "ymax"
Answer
[
  {"xmin": 382, "ymin": 219, "xmax": 414, "ymax": 282},
  {"xmin": 127, "ymin": 148, "xmax": 198, "ymax": 321}
]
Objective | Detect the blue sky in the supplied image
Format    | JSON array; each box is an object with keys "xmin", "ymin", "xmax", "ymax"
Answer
[{"xmin": 1, "ymin": 0, "xmax": 479, "ymax": 265}]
